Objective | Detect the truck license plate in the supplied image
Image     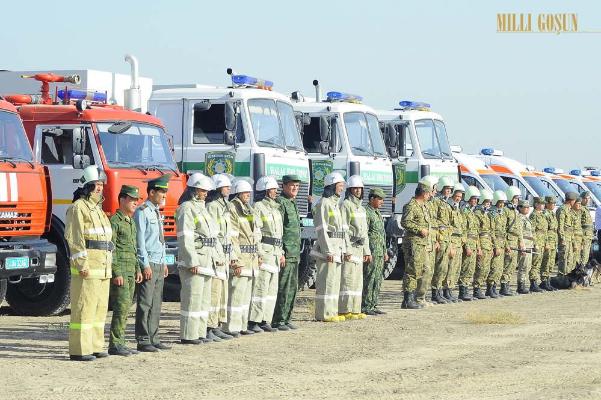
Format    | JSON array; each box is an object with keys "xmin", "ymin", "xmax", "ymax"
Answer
[
  {"xmin": 5, "ymin": 257, "xmax": 29, "ymax": 270},
  {"xmin": 164, "ymin": 255, "xmax": 176, "ymax": 265}
]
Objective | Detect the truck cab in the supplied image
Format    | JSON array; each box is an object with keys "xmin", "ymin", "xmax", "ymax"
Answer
[
  {"xmin": 452, "ymin": 147, "xmax": 506, "ymax": 192},
  {"xmin": 293, "ymin": 86, "xmax": 394, "ymax": 280},
  {"xmin": 3, "ymin": 74, "xmax": 184, "ymax": 315},
  {"xmin": 0, "ymin": 99, "xmax": 56, "ymax": 307}
]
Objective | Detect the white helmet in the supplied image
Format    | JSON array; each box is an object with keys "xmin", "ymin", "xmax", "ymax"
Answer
[
  {"xmin": 346, "ymin": 175, "xmax": 364, "ymax": 188},
  {"xmin": 232, "ymin": 179, "xmax": 253, "ymax": 195},
  {"xmin": 324, "ymin": 172, "xmax": 345, "ymax": 187},
  {"xmin": 452, "ymin": 183, "xmax": 465, "ymax": 193},
  {"xmin": 80, "ymin": 165, "xmax": 106, "ymax": 186},
  {"xmin": 187, "ymin": 173, "xmax": 214, "ymax": 191},
  {"xmin": 256, "ymin": 176, "xmax": 279, "ymax": 191},
  {"xmin": 212, "ymin": 173, "xmax": 232, "ymax": 189}
]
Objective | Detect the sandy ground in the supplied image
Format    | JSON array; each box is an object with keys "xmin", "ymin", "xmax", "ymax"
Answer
[{"xmin": 2, "ymin": 281, "xmax": 601, "ymax": 400}]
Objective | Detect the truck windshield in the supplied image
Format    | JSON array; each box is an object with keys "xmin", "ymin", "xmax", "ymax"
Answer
[
  {"xmin": 248, "ymin": 99, "xmax": 303, "ymax": 151},
  {"xmin": 481, "ymin": 173, "xmax": 509, "ymax": 191},
  {"xmin": 0, "ymin": 110, "xmax": 33, "ymax": 162},
  {"xmin": 584, "ymin": 181, "xmax": 601, "ymax": 205},
  {"xmin": 344, "ymin": 112, "xmax": 386, "ymax": 157},
  {"xmin": 414, "ymin": 119, "xmax": 452, "ymax": 160},
  {"xmin": 97, "ymin": 122, "xmax": 177, "ymax": 170},
  {"xmin": 524, "ymin": 176, "xmax": 554, "ymax": 197},
  {"xmin": 553, "ymin": 178, "xmax": 574, "ymax": 194}
]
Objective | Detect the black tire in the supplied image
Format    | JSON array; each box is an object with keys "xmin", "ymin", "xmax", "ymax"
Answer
[
  {"xmin": 6, "ymin": 246, "xmax": 70, "ymax": 316},
  {"xmin": 383, "ymin": 238, "xmax": 403, "ymax": 280},
  {"xmin": 298, "ymin": 241, "xmax": 317, "ymax": 290},
  {"xmin": 0, "ymin": 279, "xmax": 7, "ymax": 305},
  {"xmin": 162, "ymin": 274, "xmax": 181, "ymax": 302}
]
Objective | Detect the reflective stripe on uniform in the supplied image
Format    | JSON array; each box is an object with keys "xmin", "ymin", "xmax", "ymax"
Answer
[
  {"xmin": 70, "ymin": 267, "xmax": 109, "ymax": 278},
  {"xmin": 251, "ymin": 295, "xmax": 277, "ymax": 303},
  {"xmin": 259, "ymin": 263, "xmax": 279, "ymax": 274},
  {"xmin": 70, "ymin": 250, "xmax": 88, "ymax": 260},
  {"xmin": 69, "ymin": 322, "xmax": 93, "ymax": 330},
  {"xmin": 86, "ymin": 227, "xmax": 112, "ymax": 235},
  {"xmin": 177, "ymin": 230, "xmax": 195, "ymax": 238},
  {"xmin": 180, "ymin": 310, "xmax": 209, "ymax": 318},
  {"xmin": 215, "ymin": 271, "xmax": 227, "ymax": 280},
  {"xmin": 227, "ymin": 305, "xmax": 250, "ymax": 313},
  {"xmin": 339, "ymin": 290, "xmax": 362, "ymax": 296},
  {"xmin": 315, "ymin": 294, "xmax": 339, "ymax": 300}
]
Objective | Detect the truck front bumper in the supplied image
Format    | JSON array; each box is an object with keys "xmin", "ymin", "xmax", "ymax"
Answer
[{"xmin": 0, "ymin": 238, "xmax": 57, "ymax": 282}]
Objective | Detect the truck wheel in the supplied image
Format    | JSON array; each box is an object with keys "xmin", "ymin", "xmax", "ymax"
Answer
[
  {"xmin": 0, "ymin": 279, "xmax": 7, "ymax": 306},
  {"xmin": 162, "ymin": 275, "xmax": 181, "ymax": 302},
  {"xmin": 6, "ymin": 248, "xmax": 70, "ymax": 316},
  {"xmin": 383, "ymin": 239, "xmax": 403, "ymax": 280},
  {"xmin": 298, "ymin": 244, "xmax": 317, "ymax": 290}
]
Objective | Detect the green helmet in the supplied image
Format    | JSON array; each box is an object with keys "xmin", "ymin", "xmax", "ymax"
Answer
[
  {"xmin": 465, "ymin": 185, "xmax": 480, "ymax": 200},
  {"xmin": 493, "ymin": 190, "xmax": 508, "ymax": 204},
  {"xmin": 505, "ymin": 186, "xmax": 521, "ymax": 200},
  {"xmin": 439, "ymin": 176, "xmax": 454, "ymax": 189},
  {"xmin": 453, "ymin": 183, "xmax": 465, "ymax": 193},
  {"xmin": 418, "ymin": 176, "xmax": 433, "ymax": 191},
  {"xmin": 479, "ymin": 189, "xmax": 493, "ymax": 203}
]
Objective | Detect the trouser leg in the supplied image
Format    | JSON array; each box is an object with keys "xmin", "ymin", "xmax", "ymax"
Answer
[
  {"xmin": 474, "ymin": 249, "xmax": 492, "ymax": 288},
  {"xmin": 339, "ymin": 256, "xmax": 363, "ymax": 314},
  {"xmin": 69, "ymin": 275, "xmax": 94, "ymax": 356},
  {"xmin": 179, "ymin": 268, "xmax": 204, "ymax": 341},
  {"xmin": 315, "ymin": 261, "xmax": 342, "ymax": 321},
  {"xmin": 109, "ymin": 276, "xmax": 135, "ymax": 349},
  {"xmin": 208, "ymin": 277, "xmax": 225, "ymax": 329},
  {"xmin": 459, "ymin": 249, "xmax": 476, "ymax": 287},
  {"xmin": 224, "ymin": 275, "xmax": 251, "ymax": 333},
  {"xmin": 272, "ymin": 259, "xmax": 299, "ymax": 326},
  {"xmin": 249, "ymin": 268, "xmax": 271, "ymax": 323},
  {"xmin": 581, "ymin": 239, "xmax": 592, "ymax": 266},
  {"xmin": 557, "ymin": 239, "xmax": 572, "ymax": 275},
  {"xmin": 198, "ymin": 275, "xmax": 212, "ymax": 338},
  {"xmin": 136, "ymin": 263, "xmax": 163, "ymax": 345},
  {"xmin": 431, "ymin": 241, "xmax": 449, "ymax": 289},
  {"xmin": 444, "ymin": 241, "xmax": 462, "ymax": 289}
]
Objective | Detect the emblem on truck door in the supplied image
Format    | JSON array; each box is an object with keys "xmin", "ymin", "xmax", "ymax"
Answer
[{"xmin": 205, "ymin": 151, "xmax": 235, "ymax": 176}]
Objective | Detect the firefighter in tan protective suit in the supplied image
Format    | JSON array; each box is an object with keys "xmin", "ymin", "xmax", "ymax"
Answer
[
  {"xmin": 248, "ymin": 176, "xmax": 284, "ymax": 333},
  {"xmin": 176, "ymin": 173, "xmax": 220, "ymax": 345},
  {"xmin": 66, "ymin": 165, "xmax": 113, "ymax": 361}
]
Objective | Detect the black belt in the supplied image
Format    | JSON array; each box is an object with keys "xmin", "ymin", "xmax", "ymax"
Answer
[
  {"xmin": 452, "ymin": 233, "xmax": 462, "ymax": 237},
  {"xmin": 262, "ymin": 236, "xmax": 282, "ymax": 247},
  {"xmin": 223, "ymin": 244, "xmax": 232, "ymax": 254},
  {"xmin": 328, "ymin": 232, "xmax": 345, "ymax": 239},
  {"xmin": 198, "ymin": 238, "xmax": 217, "ymax": 247},
  {"xmin": 240, "ymin": 245, "xmax": 257, "ymax": 253},
  {"xmin": 85, "ymin": 240, "xmax": 114, "ymax": 251},
  {"xmin": 350, "ymin": 236, "xmax": 365, "ymax": 246}
]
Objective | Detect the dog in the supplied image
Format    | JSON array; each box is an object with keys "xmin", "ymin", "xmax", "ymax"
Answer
[
  {"xmin": 550, "ymin": 259, "xmax": 600, "ymax": 289},
  {"xmin": 590, "ymin": 259, "xmax": 601, "ymax": 284}
]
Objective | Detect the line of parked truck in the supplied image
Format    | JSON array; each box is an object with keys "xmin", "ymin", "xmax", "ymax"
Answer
[{"xmin": 0, "ymin": 55, "xmax": 597, "ymax": 315}]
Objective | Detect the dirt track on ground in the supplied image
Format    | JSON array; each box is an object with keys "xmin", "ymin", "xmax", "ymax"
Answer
[{"xmin": 1, "ymin": 280, "xmax": 601, "ymax": 400}]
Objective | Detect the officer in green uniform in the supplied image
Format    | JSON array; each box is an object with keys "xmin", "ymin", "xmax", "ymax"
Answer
[
  {"xmin": 272, "ymin": 175, "xmax": 302, "ymax": 331},
  {"xmin": 500, "ymin": 186, "xmax": 524, "ymax": 296},
  {"xmin": 487, "ymin": 190, "xmax": 508, "ymax": 298},
  {"xmin": 473, "ymin": 189, "xmax": 494, "ymax": 299},
  {"xmin": 516, "ymin": 200, "xmax": 538, "ymax": 294},
  {"xmin": 572, "ymin": 198, "xmax": 584, "ymax": 267},
  {"xmin": 134, "ymin": 174, "xmax": 172, "ymax": 352},
  {"xmin": 400, "ymin": 177, "xmax": 432, "ymax": 309},
  {"xmin": 430, "ymin": 176, "xmax": 454, "ymax": 304},
  {"xmin": 108, "ymin": 185, "xmax": 143, "ymax": 356},
  {"xmin": 579, "ymin": 192, "xmax": 594, "ymax": 265},
  {"xmin": 362, "ymin": 188, "xmax": 388, "ymax": 315},
  {"xmin": 458, "ymin": 186, "xmax": 480, "ymax": 301},
  {"xmin": 540, "ymin": 196, "xmax": 559, "ymax": 291},
  {"xmin": 443, "ymin": 183, "xmax": 465, "ymax": 303},
  {"xmin": 557, "ymin": 192, "xmax": 577, "ymax": 277},
  {"xmin": 529, "ymin": 197, "xmax": 547, "ymax": 292}
]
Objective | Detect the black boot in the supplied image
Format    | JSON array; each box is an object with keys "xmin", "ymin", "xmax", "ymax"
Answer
[
  {"xmin": 438, "ymin": 288, "xmax": 450, "ymax": 304},
  {"xmin": 488, "ymin": 283, "xmax": 499, "ymax": 298},
  {"xmin": 530, "ymin": 280, "xmax": 544, "ymax": 293},
  {"xmin": 401, "ymin": 291, "xmax": 420, "ymax": 309},
  {"xmin": 413, "ymin": 292, "xmax": 425, "ymax": 309},
  {"xmin": 517, "ymin": 281, "xmax": 530, "ymax": 294},
  {"xmin": 473, "ymin": 287, "xmax": 486, "ymax": 300},
  {"xmin": 449, "ymin": 287, "xmax": 461, "ymax": 302},
  {"xmin": 459, "ymin": 286, "xmax": 472, "ymax": 301},
  {"xmin": 539, "ymin": 279, "xmax": 553, "ymax": 291},
  {"xmin": 485, "ymin": 283, "xmax": 493, "ymax": 297},
  {"xmin": 492, "ymin": 283, "xmax": 501, "ymax": 298},
  {"xmin": 443, "ymin": 288, "xmax": 457, "ymax": 303},
  {"xmin": 431, "ymin": 289, "xmax": 446, "ymax": 304},
  {"xmin": 499, "ymin": 282, "xmax": 514, "ymax": 296},
  {"xmin": 548, "ymin": 278, "xmax": 558, "ymax": 291}
]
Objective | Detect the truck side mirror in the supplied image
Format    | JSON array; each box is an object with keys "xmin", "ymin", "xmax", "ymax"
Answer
[
  {"xmin": 329, "ymin": 122, "xmax": 338, "ymax": 154},
  {"xmin": 294, "ymin": 112, "xmax": 304, "ymax": 135},
  {"xmin": 72, "ymin": 127, "xmax": 86, "ymax": 155},
  {"xmin": 225, "ymin": 102, "xmax": 237, "ymax": 132},
  {"xmin": 398, "ymin": 124, "xmax": 408, "ymax": 157},
  {"xmin": 319, "ymin": 116, "xmax": 330, "ymax": 142},
  {"xmin": 194, "ymin": 101, "xmax": 211, "ymax": 112},
  {"xmin": 224, "ymin": 131, "xmax": 236, "ymax": 146},
  {"xmin": 385, "ymin": 123, "xmax": 399, "ymax": 158},
  {"xmin": 72, "ymin": 154, "xmax": 90, "ymax": 169}
]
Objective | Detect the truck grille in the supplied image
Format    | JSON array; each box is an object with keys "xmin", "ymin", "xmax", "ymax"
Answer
[
  {"xmin": 0, "ymin": 209, "xmax": 33, "ymax": 232},
  {"xmin": 362, "ymin": 184, "xmax": 393, "ymax": 217},
  {"xmin": 163, "ymin": 214, "xmax": 176, "ymax": 235}
]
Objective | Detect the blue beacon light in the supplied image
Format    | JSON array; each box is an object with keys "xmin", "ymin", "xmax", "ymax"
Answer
[
  {"xmin": 57, "ymin": 89, "xmax": 107, "ymax": 102},
  {"xmin": 326, "ymin": 91, "xmax": 363, "ymax": 103},
  {"xmin": 398, "ymin": 100, "xmax": 431, "ymax": 109},
  {"xmin": 231, "ymin": 74, "xmax": 273, "ymax": 90}
]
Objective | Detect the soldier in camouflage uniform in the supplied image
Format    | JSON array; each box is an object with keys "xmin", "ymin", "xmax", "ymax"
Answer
[
  {"xmin": 571, "ymin": 198, "xmax": 584, "ymax": 268},
  {"xmin": 540, "ymin": 196, "xmax": 559, "ymax": 291},
  {"xmin": 430, "ymin": 176, "xmax": 455, "ymax": 304},
  {"xmin": 557, "ymin": 192, "xmax": 578, "ymax": 276},
  {"xmin": 108, "ymin": 185, "xmax": 143, "ymax": 356},
  {"xmin": 487, "ymin": 190, "xmax": 508, "ymax": 298},
  {"xmin": 401, "ymin": 177, "xmax": 433, "ymax": 309},
  {"xmin": 500, "ymin": 186, "xmax": 524, "ymax": 296},
  {"xmin": 416, "ymin": 176, "xmax": 439, "ymax": 307},
  {"xmin": 529, "ymin": 197, "xmax": 547, "ymax": 292},
  {"xmin": 362, "ymin": 188, "xmax": 388, "ymax": 315},
  {"xmin": 516, "ymin": 200, "xmax": 538, "ymax": 294},
  {"xmin": 473, "ymin": 189, "xmax": 494, "ymax": 300},
  {"xmin": 579, "ymin": 192, "xmax": 594, "ymax": 266},
  {"xmin": 458, "ymin": 186, "xmax": 480, "ymax": 301},
  {"xmin": 443, "ymin": 183, "xmax": 465, "ymax": 303},
  {"xmin": 272, "ymin": 175, "xmax": 302, "ymax": 331}
]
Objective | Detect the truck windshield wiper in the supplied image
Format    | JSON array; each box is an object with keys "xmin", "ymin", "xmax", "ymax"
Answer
[
  {"xmin": 422, "ymin": 150, "xmax": 439, "ymax": 158},
  {"xmin": 110, "ymin": 161, "xmax": 148, "ymax": 175},
  {"xmin": 145, "ymin": 163, "xmax": 179, "ymax": 176},
  {"xmin": 352, "ymin": 146, "xmax": 374, "ymax": 156},
  {"xmin": 0, "ymin": 156, "xmax": 34, "ymax": 169},
  {"xmin": 258, "ymin": 139, "xmax": 286, "ymax": 151}
]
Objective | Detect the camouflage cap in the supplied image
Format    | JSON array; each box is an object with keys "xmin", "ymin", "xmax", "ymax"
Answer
[
  {"xmin": 565, "ymin": 191, "xmax": 578, "ymax": 201},
  {"xmin": 545, "ymin": 195, "xmax": 556, "ymax": 204},
  {"xmin": 573, "ymin": 197, "xmax": 582, "ymax": 204},
  {"xmin": 146, "ymin": 174, "xmax": 172, "ymax": 191},
  {"xmin": 517, "ymin": 199, "xmax": 530, "ymax": 208},
  {"xmin": 533, "ymin": 197, "xmax": 545, "ymax": 205},
  {"xmin": 282, "ymin": 174, "xmax": 301, "ymax": 184},
  {"xmin": 119, "ymin": 184, "xmax": 141, "ymax": 199},
  {"xmin": 369, "ymin": 188, "xmax": 386, "ymax": 199},
  {"xmin": 580, "ymin": 190, "xmax": 591, "ymax": 198}
]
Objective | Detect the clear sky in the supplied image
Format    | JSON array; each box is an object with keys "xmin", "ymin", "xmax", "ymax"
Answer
[{"xmin": 2, "ymin": 0, "xmax": 598, "ymax": 170}]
